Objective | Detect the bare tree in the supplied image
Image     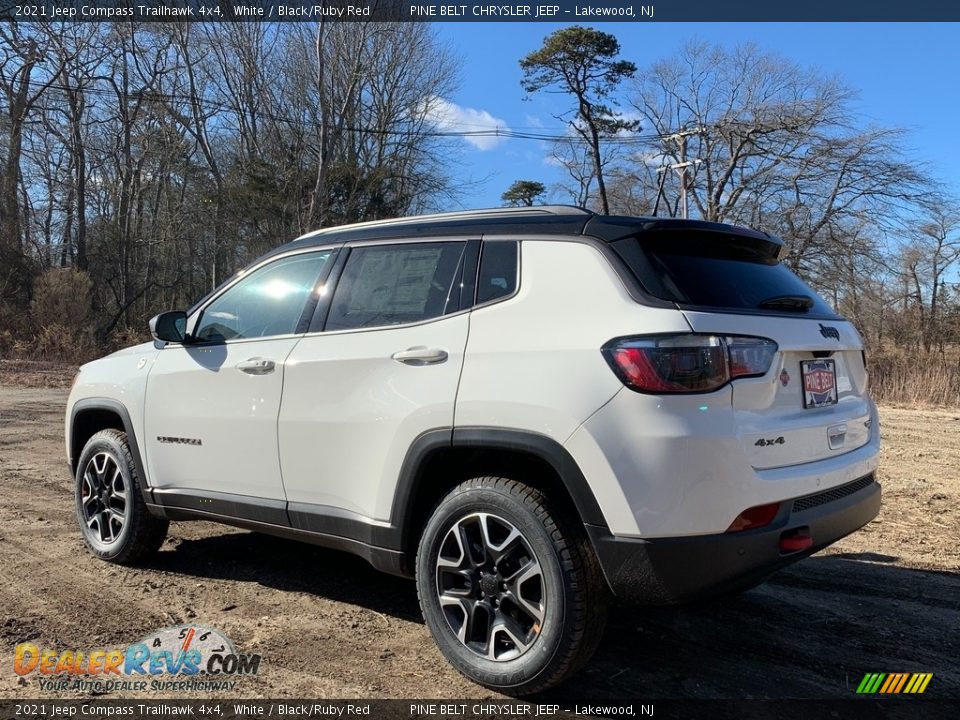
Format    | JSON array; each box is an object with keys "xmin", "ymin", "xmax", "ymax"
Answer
[
  {"xmin": 47, "ymin": 24, "xmax": 107, "ymax": 271},
  {"xmin": 0, "ymin": 23, "xmax": 71, "ymax": 298},
  {"xmin": 628, "ymin": 41, "xmax": 929, "ymax": 275},
  {"xmin": 894, "ymin": 201, "xmax": 960, "ymax": 353}
]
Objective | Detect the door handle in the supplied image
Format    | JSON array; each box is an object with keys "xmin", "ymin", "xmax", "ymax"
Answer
[
  {"xmin": 236, "ymin": 358, "xmax": 276, "ymax": 375},
  {"xmin": 391, "ymin": 346, "xmax": 448, "ymax": 366}
]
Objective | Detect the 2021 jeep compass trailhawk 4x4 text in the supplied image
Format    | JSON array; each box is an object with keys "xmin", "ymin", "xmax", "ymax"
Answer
[{"xmin": 67, "ymin": 206, "xmax": 880, "ymax": 693}]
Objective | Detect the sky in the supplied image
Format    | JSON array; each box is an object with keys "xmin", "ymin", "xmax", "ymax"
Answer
[{"xmin": 431, "ymin": 22, "xmax": 960, "ymax": 210}]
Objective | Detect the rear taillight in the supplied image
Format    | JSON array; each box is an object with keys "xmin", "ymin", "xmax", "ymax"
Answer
[{"xmin": 603, "ymin": 334, "xmax": 777, "ymax": 394}]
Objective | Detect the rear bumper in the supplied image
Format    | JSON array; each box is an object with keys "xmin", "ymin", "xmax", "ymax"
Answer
[{"xmin": 586, "ymin": 475, "xmax": 881, "ymax": 604}]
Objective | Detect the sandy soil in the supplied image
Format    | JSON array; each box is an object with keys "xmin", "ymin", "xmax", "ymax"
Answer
[{"xmin": 0, "ymin": 364, "xmax": 957, "ymax": 700}]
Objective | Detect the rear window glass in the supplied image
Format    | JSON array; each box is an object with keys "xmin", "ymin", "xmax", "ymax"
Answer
[
  {"xmin": 476, "ymin": 241, "xmax": 518, "ymax": 304},
  {"xmin": 613, "ymin": 233, "xmax": 837, "ymax": 316}
]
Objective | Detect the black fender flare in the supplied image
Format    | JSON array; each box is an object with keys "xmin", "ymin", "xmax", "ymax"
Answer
[
  {"xmin": 69, "ymin": 397, "xmax": 153, "ymax": 505},
  {"xmin": 390, "ymin": 426, "xmax": 608, "ymax": 554}
]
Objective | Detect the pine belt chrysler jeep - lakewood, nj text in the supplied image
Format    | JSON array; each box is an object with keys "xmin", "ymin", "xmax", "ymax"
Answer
[{"xmin": 66, "ymin": 206, "xmax": 881, "ymax": 693}]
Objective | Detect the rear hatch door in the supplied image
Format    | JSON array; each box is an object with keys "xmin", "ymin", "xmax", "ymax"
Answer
[
  {"xmin": 610, "ymin": 224, "xmax": 871, "ymax": 469},
  {"xmin": 683, "ymin": 311, "xmax": 870, "ymax": 468}
]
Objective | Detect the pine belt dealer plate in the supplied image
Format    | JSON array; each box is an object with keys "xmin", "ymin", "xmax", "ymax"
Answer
[{"xmin": 801, "ymin": 359, "xmax": 838, "ymax": 408}]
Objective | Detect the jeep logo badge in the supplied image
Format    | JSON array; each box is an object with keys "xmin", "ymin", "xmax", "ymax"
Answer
[{"xmin": 819, "ymin": 324, "xmax": 840, "ymax": 341}]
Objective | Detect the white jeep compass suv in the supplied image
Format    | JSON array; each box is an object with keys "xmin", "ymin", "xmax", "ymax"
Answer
[{"xmin": 66, "ymin": 206, "xmax": 880, "ymax": 694}]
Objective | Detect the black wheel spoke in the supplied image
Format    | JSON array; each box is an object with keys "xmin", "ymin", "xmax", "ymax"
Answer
[
  {"xmin": 84, "ymin": 468, "xmax": 99, "ymax": 492},
  {"xmin": 465, "ymin": 599, "xmax": 492, "ymax": 650},
  {"xmin": 505, "ymin": 559, "xmax": 545, "ymax": 624},
  {"xmin": 488, "ymin": 613, "xmax": 532, "ymax": 660},
  {"xmin": 438, "ymin": 595, "xmax": 470, "ymax": 644},
  {"xmin": 460, "ymin": 522, "xmax": 485, "ymax": 568},
  {"xmin": 479, "ymin": 513, "xmax": 522, "ymax": 564},
  {"xmin": 110, "ymin": 467, "xmax": 126, "ymax": 500},
  {"xmin": 100, "ymin": 510, "xmax": 112, "ymax": 542}
]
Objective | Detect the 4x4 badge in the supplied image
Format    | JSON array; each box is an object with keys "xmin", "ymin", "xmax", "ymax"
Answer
[{"xmin": 819, "ymin": 323, "xmax": 840, "ymax": 341}]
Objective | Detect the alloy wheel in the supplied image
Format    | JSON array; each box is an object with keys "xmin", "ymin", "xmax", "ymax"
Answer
[
  {"xmin": 435, "ymin": 512, "xmax": 545, "ymax": 661},
  {"xmin": 80, "ymin": 451, "xmax": 128, "ymax": 544}
]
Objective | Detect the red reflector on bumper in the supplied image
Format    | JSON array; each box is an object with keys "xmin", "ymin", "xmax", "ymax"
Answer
[
  {"xmin": 780, "ymin": 528, "xmax": 813, "ymax": 553},
  {"xmin": 726, "ymin": 502, "xmax": 780, "ymax": 532}
]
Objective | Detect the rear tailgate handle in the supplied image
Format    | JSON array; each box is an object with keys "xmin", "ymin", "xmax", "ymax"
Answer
[
  {"xmin": 237, "ymin": 358, "xmax": 276, "ymax": 375},
  {"xmin": 391, "ymin": 347, "xmax": 448, "ymax": 366},
  {"xmin": 828, "ymin": 423, "xmax": 847, "ymax": 449}
]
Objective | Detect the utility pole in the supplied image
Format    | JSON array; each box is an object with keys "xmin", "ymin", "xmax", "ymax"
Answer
[{"xmin": 664, "ymin": 128, "xmax": 702, "ymax": 219}]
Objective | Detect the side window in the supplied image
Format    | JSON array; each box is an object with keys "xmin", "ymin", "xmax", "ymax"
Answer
[
  {"xmin": 326, "ymin": 242, "xmax": 466, "ymax": 331},
  {"xmin": 476, "ymin": 241, "xmax": 518, "ymax": 304},
  {"xmin": 194, "ymin": 252, "xmax": 331, "ymax": 342}
]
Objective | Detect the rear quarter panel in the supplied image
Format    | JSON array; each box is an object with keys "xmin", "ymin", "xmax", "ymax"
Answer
[{"xmin": 456, "ymin": 239, "xmax": 690, "ymax": 440}]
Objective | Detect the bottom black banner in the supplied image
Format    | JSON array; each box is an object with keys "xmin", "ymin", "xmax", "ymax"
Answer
[{"xmin": 0, "ymin": 699, "xmax": 958, "ymax": 720}]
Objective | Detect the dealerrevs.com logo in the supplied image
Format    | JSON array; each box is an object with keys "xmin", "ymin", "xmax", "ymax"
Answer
[{"xmin": 14, "ymin": 625, "xmax": 261, "ymax": 693}]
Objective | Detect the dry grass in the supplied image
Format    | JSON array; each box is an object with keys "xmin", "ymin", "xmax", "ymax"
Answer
[
  {"xmin": 869, "ymin": 351, "xmax": 960, "ymax": 407},
  {"xmin": 1, "ymin": 270, "xmax": 99, "ymax": 364},
  {"xmin": 0, "ymin": 360, "xmax": 77, "ymax": 388}
]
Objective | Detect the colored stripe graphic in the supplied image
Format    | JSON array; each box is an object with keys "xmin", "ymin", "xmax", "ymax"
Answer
[
  {"xmin": 893, "ymin": 673, "xmax": 909, "ymax": 693},
  {"xmin": 909, "ymin": 673, "xmax": 931, "ymax": 693},
  {"xmin": 857, "ymin": 673, "xmax": 933, "ymax": 694},
  {"xmin": 879, "ymin": 674, "xmax": 896, "ymax": 693}
]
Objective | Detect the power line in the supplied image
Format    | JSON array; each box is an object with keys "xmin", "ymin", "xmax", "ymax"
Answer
[{"xmin": 12, "ymin": 76, "xmax": 674, "ymax": 145}]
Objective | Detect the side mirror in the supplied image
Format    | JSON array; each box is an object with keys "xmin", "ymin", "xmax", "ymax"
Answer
[{"xmin": 149, "ymin": 311, "xmax": 188, "ymax": 343}]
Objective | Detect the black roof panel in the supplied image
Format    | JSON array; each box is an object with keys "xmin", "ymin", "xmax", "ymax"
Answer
[
  {"xmin": 288, "ymin": 206, "xmax": 591, "ymax": 247},
  {"xmin": 283, "ymin": 205, "xmax": 778, "ymax": 250}
]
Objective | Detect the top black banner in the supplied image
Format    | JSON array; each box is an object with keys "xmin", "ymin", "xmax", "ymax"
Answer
[{"xmin": 0, "ymin": 0, "xmax": 959, "ymax": 22}]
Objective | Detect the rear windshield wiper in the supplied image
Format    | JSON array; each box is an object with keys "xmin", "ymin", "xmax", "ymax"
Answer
[{"xmin": 758, "ymin": 294, "xmax": 813, "ymax": 311}]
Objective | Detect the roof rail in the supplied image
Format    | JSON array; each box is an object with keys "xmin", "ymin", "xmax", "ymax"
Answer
[{"xmin": 295, "ymin": 205, "xmax": 592, "ymax": 241}]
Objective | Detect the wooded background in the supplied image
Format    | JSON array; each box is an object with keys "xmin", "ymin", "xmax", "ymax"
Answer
[{"xmin": 1, "ymin": 23, "xmax": 958, "ymax": 404}]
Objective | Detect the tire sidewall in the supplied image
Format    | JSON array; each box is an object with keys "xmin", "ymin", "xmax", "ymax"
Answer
[
  {"xmin": 75, "ymin": 431, "xmax": 139, "ymax": 560},
  {"xmin": 417, "ymin": 484, "xmax": 572, "ymax": 690}
]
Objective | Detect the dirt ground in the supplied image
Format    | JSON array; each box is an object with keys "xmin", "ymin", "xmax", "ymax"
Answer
[{"xmin": 0, "ymin": 362, "xmax": 957, "ymax": 700}]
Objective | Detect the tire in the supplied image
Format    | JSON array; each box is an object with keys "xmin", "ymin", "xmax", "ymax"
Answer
[
  {"xmin": 75, "ymin": 429, "xmax": 168, "ymax": 564},
  {"xmin": 416, "ymin": 477, "xmax": 608, "ymax": 695}
]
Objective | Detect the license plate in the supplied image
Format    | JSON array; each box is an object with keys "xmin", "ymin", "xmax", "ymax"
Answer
[{"xmin": 801, "ymin": 359, "xmax": 838, "ymax": 408}]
